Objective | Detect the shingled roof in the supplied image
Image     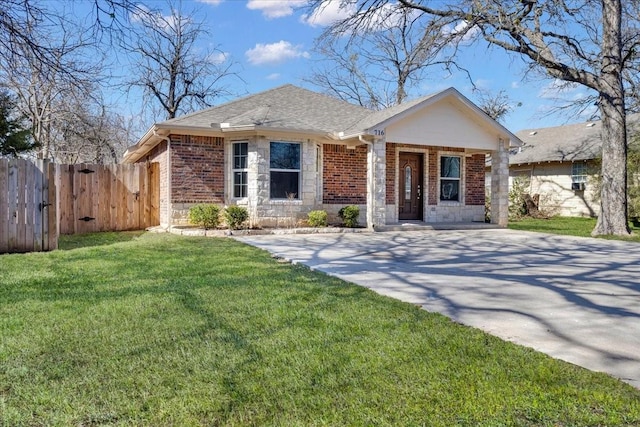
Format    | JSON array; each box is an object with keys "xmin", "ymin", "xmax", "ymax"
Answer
[
  {"xmin": 511, "ymin": 113, "xmax": 640, "ymax": 165},
  {"xmin": 163, "ymin": 84, "xmax": 372, "ymax": 134}
]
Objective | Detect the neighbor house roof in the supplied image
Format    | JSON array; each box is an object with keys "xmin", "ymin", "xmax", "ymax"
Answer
[
  {"xmin": 511, "ymin": 113, "xmax": 640, "ymax": 165},
  {"xmin": 123, "ymin": 84, "xmax": 520, "ymax": 163}
]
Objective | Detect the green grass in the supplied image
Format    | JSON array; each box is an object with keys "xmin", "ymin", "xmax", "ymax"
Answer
[
  {"xmin": 1, "ymin": 232, "xmax": 639, "ymax": 426},
  {"xmin": 508, "ymin": 216, "xmax": 640, "ymax": 241}
]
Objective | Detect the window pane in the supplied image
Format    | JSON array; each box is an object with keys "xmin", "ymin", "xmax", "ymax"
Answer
[
  {"xmin": 270, "ymin": 142, "xmax": 300, "ymax": 170},
  {"xmin": 234, "ymin": 142, "xmax": 247, "ymax": 169},
  {"xmin": 270, "ymin": 171, "xmax": 299, "ymax": 199},
  {"xmin": 405, "ymin": 165, "xmax": 412, "ymax": 200},
  {"xmin": 440, "ymin": 179, "xmax": 459, "ymax": 201},
  {"xmin": 233, "ymin": 171, "xmax": 247, "ymax": 198},
  {"xmin": 440, "ymin": 156, "xmax": 460, "ymax": 178}
]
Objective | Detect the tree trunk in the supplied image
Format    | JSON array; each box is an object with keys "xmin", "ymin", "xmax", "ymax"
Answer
[{"xmin": 592, "ymin": 0, "xmax": 630, "ymax": 236}]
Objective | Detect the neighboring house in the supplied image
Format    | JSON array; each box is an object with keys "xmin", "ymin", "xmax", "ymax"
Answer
[
  {"xmin": 507, "ymin": 114, "xmax": 639, "ymax": 217},
  {"xmin": 123, "ymin": 84, "xmax": 520, "ymax": 229}
]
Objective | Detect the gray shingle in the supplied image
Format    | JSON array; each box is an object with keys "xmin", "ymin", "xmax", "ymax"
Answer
[
  {"xmin": 511, "ymin": 113, "xmax": 640, "ymax": 165},
  {"xmin": 164, "ymin": 84, "xmax": 372, "ymax": 133}
]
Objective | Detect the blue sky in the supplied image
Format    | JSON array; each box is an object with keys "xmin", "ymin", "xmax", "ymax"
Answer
[{"xmin": 103, "ymin": 0, "xmax": 598, "ymax": 134}]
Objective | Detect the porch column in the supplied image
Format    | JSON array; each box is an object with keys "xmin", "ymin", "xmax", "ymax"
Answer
[
  {"xmin": 490, "ymin": 138, "xmax": 509, "ymax": 227},
  {"xmin": 367, "ymin": 138, "xmax": 386, "ymax": 229}
]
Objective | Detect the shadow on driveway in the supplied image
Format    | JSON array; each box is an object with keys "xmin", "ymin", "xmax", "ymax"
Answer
[{"xmin": 236, "ymin": 229, "xmax": 640, "ymax": 388}]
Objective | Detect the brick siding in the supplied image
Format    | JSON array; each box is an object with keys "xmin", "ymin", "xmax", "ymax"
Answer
[
  {"xmin": 465, "ymin": 154, "xmax": 486, "ymax": 205},
  {"xmin": 323, "ymin": 144, "xmax": 367, "ymax": 204},
  {"xmin": 171, "ymin": 135, "xmax": 225, "ymax": 203},
  {"xmin": 386, "ymin": 143, "xmax": 397, "ymax": 204}
]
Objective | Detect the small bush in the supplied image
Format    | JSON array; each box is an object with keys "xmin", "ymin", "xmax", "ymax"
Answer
[
  {"xmin": 308, "ymin": 210, "xmax": 328, "ymax": 227},
  {"xmin": 338, "ymin": 205, "xmax": 360, "ymax": 228},
  {"xmin": 189, "ymin": 204, "xmax": 221, "ymax": 229},
  {"xmin": 225, "ymin": 205, "xmax": 249, "ymax": 230}
]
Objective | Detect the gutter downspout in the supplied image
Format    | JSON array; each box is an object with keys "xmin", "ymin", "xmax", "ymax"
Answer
[{"xmin": 154, "ymin": 130, "xmax": 172, "ymax": 230}]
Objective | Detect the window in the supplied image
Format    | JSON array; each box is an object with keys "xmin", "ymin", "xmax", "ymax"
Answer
[
  {"xmin": 440, "ymin": 156, "xmax": 461, "ymax": 202},
  {"xmin": 233, "ymin": 142, "xmax": 248, "ymax": 198},
  {"xmin": 572, "ymin": 162, "xmax": 587, "ymax": 183},
  {"xmin": 270, "ymin": 142, "xmax": 300, "ymax": 199}
]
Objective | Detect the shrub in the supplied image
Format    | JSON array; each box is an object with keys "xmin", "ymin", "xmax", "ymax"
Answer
[
  {"xmin": 339, "ymin": 205, "xmax": 360, "ymax": 228},
  {"xmin": 189, "ymin": 204, "xmax": 221, "ymax": 229},
  {"xmin": 307, "ymin": 210, "xmax": 328, "ymax": 227},
  {"xmin": 224, "ymin": 205, "xmax": 249, "ymax": 230}
]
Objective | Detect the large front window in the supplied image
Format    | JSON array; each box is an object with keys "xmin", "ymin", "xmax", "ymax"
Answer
[
  {"xmin": 440, "ymin": 156, "xmax": 460, "ymax": 202},
  {"xmin": 233, "ymin": 142, "xmax": 248, "ymax": 198},
  {"xmin": 270, "ymin": 142, "xmax": 300, "ymax": 199}
]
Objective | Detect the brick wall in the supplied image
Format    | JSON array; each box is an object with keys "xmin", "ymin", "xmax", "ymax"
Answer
[
  {"xmin": 386, "ymin": 143, "xmax": 396, "ymax": 204},
  {"xmin": 171, "ymin": 135, "xmax": 225, "ymax": 203},
  {"xmin": 323, "ymin": 144, "xmax": 367, "ymax": 204},
  {"xmin": 465, "ymin": 154, "xmax": 486, "ymax": 206}
]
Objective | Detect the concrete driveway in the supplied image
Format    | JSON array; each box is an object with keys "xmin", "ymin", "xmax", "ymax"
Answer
[{"xmin": 236, "ymin": 229, "xmax": 640, "ymax": 388}]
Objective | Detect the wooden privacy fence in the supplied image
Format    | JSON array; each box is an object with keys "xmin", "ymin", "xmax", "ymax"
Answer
[
  {"xmin": 57, "ymin": 162, "xmax": 159, "ymax": 235},
  {"xmin": 0, "ymin": 158, "xmax": 57, "ymax": 253},
  {"xmin": 1, "ymin": 160, "xmax": 159, "ymax": 254}
]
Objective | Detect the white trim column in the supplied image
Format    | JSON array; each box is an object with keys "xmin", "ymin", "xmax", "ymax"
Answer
[
  {"xmin": 367, "ymin": 138, "xmax": 387, "ymax": 229},
  {"xmin": 490, "ymin": 138, "xmax": 509, "ymax": 227}
]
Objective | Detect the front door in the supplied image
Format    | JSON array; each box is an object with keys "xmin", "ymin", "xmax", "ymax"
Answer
[{"xmin": 399, "ymin": 153, "xmax": 423, "ymax": 220}]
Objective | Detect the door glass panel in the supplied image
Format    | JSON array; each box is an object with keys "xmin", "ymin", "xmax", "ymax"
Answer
[{"xmin": 405, "ymin": 165, "xmax": 412, "ymax": 200}]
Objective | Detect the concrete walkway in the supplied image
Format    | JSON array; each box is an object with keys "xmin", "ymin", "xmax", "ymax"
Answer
[{"xmin": 235, "ymin": 229, "xmax": 640, "ymax": 388}]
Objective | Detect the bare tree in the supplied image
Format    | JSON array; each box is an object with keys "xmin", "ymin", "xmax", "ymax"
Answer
[
  {"xmin": 475, "ymin": 89, "xmax": 520, "ymax": 123},
  {"xmin": 308, "ymin": 5, "xmax": 463, "ymax": 109},
  {"xmin": 310, "ymin": 0, "xmax": 640, "ymax": 236},
  {"xmin": 124, "ymin": 2, "xmax": 240, "ymax": 121}
]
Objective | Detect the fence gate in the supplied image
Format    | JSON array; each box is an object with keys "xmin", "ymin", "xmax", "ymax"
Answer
[
  {"xmin": 57, "ymin": 163, "xmax": 159, "ymax": 235},
  {"xmin": 0, "ymin": 158, "xmax": 58, "ymax": 253}
]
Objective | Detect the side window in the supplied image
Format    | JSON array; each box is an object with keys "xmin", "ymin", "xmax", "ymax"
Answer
[
  {"xmin": 440, "ymin": 155, "xmax": 461, "ymax": 202},
  {"xmin": 270, "ymin": 142, "xmax": 300, "ymax": 199},
  {"xmin": 572, "ymin": 162, "xmax": 587, "ymax": 183},
  {"xmin": 232, "ymin": 142, "xmax": 248, "ymax": 198}
]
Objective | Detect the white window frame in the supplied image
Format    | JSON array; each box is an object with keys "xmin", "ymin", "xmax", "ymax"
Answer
[
  {"xmin": 572, "ymin": 162, "xmax": 587, "ymax": 183},
  {"xmin": 232, "ymin": 141, "xmax": 248, "ymax": 199},
  {"xmin": 269, "ymin": 141, "xmax": 301, "ymax": 200},
  {"xmin": 439, "ymin": 154, "xmax": 462, "ymax": 203}
]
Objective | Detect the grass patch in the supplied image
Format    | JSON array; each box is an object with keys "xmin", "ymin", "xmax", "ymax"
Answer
[
  {"xmin": 1, "ymin": 232, "xmax": 639, "ymax": 425},
  {"xmin": 509, "ymin": 216, "xmax": 640, "ymax": 241}
]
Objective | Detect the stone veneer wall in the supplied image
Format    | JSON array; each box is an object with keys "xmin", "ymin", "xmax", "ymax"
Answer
[{"xmin": 170, "ymin": 135, "xmax": 225, "ymax": 224}]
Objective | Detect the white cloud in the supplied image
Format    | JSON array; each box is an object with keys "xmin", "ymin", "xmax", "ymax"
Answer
[
  {"xmin": 208, "ymin": 51, "xmax": 229, "ymax": 64},
  {"xmin": 196, "ymin": 0, "xmax": 224, "ymax": 5},
  {"xmin": 266, "ymin": 73, "xmax": 281, "ymax": 80},
  {"xmin": 302, "ymin": 0, "xmax": 357, "ymax": 27},
  {"xmin": 539, "ymin": 79, "xmax": 580, "ymax": 99},
  {"xmin": 442, "ymin": 20, "xmax": 481, "ymax": 44},
  {"xmin": 247, "ymin": 0, "xmax": 307, "ymax": 19},
  {"xmin": 245, "ymin": 41, "xmax": 310, "ymax": 65},
  {"xmin": 511, "ymin": 81, "xmax": 521, "ymax": 89}
]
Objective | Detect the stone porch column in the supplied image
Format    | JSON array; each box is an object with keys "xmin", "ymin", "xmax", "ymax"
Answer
[
  {"xmin": 367, "ymin": 138, "xmax": 386, "ymax": 229},
  {"xmin": 490, "ymin": 138, "xmax": 509, "ymax": 227}
]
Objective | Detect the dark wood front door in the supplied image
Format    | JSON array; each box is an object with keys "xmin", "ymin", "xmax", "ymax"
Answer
[{"xmin": 399, "ymin": 153, "xmax": 423, "ymax": 220}]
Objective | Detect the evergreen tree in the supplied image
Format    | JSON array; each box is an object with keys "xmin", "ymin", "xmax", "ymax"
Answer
[{"xmin": 0, "ymin": 91, "xmax": 35, "ymax": 156}]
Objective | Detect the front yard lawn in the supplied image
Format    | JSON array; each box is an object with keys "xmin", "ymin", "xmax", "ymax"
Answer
[
  {"xmin": 508, "ymin": 216, "xmax": 640, "ymax": 241},
  {"xmin": 1, "ymin": 232, "xmax": 639, "ymax": 426}
]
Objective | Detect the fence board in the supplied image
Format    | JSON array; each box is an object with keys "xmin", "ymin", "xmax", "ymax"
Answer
[
  {"xmin": 0, "ymin": 160, "xmax": 8, "ymax": 253},
  {"xmin": 57, "ymin": 162, "xmax": 159, "ymax": 234},
  {"xmin": 47, "ymin": 161, "xmax": 58, "ymax": 250},
  {"xmin": 0, "ymin": 158, "xmax": 57, "ymax": 253}
]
